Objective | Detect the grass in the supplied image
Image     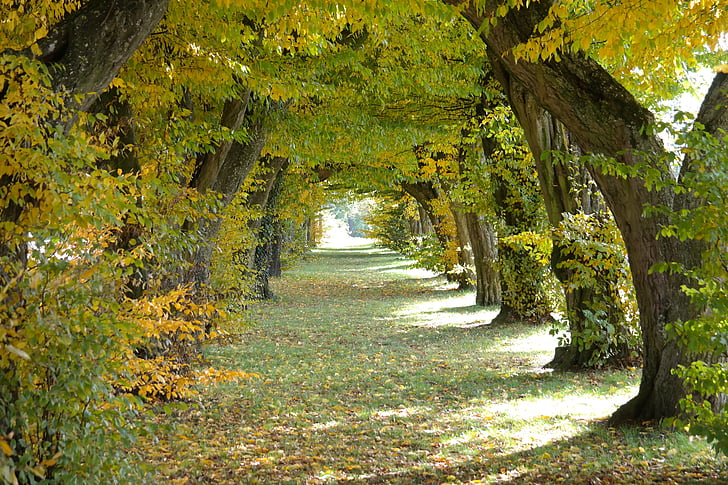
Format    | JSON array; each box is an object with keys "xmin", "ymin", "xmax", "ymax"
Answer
[{"xmin": 139, "ymin": 242, "xmax": 726, "ymax": 484}]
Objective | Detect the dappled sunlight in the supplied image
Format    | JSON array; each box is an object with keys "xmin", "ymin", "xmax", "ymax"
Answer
[
  {"xmin": 428, "ymin": 382, "xmax": 636, "ymax": 454},
  {"xmin": 492, "ymin": 391, "xmax": 636, "ymax": 423},
  {"xmin": 310, "ymin": 419, "xmax": 342, "ymax": 431},
  {"xmin": 237, "ymin": 391, "xmax": 631, "ymax": 483},
  {"xmin": 149, "ymin": 241, "xmax": 726, "ymax": 484},
  {"xmin": 498, "ymin": 330, "xmax": 560, "ymax": 355},
  {"xmin": 396, "ymin": 291, "xmax": 500, "ymax": 328},
  {"xmin": 380, "ymin": 266, "xmax": 439, "ymax": 279}
]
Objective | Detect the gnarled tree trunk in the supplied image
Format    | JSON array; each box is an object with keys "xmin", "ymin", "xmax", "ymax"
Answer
[
  {"xmin": 500, "ymin": 81, "xmax": 633, "ymax": 369},
  {"xmin": 454, "ymin": 138, "xmax": 500, "ymax": 307},
  {"xmin": 24, "ymin": 0, "xmax": 169, "ymax": 113}
]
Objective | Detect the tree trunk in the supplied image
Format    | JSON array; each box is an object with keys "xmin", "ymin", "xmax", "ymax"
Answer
[
  {"xmin": 188, "ymin": 93, "xmax": 252, "ymax": 193},
  {"xmin": 449, "ymin": 203, "xmax": 476, "ymax": 290},
  {"xmin": 471, "ymin": 103, "xmax": 552, "ymax": 323},
  {"xmin": 1, "ymin": 0, "xmax": 168, "ymax": 284},
  {"xmin": 439, "ymin": 145, "xmax": 478, "ymax": 291},
  {"xmin": 408, "ymin": 215, "xmax": 422, "ymax": 236},
  {"xmin": 306, "ymin": 217, "xmax": 323, "ymax": 246},
  {"xmin": 245, "ymin": 156, "xmax": 291, "ymax": 249},
  {"xmin": 452, "ymin": 136, "xmax": 500, "ymax": 306},
  {"xmin": 268, "ymin": 222, "xmax": 284, "ymax": 278},
  {"xmin": 489, "ymin": 146, "xmax": 552, "ymax": 325},
  {"xmin": 498, "ymin": 79, "xmax": 633, "ymax": 369},
  {"xmin": 20, "ymin": 0, "xmax": 170, "ymax": 113},
  {"xmin": 249, "ymin": 158, "xmax": 290, "ymax": 299},
  {"xmin": 465, "ymin": 212, "xmax": 500, "ymax": 306},
  {"xmin": 184, "ymin": 103, "xmax": 273, "ymax": 292},
  {"xmin": 416, "ymin": 205, "xmax": 435, "ymax": 234},
  {"xmin": 446, "ymin": 0, "xmax": 728, "ymax": 421}
]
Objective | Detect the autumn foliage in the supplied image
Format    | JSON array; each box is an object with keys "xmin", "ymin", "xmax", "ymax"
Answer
[{"xmin": 1, "ymin": 0, "xmax": 727, "ymax": 483}]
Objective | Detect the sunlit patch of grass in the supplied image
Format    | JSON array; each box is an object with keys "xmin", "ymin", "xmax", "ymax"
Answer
[
  {"xmin": 137, "ymin": 243, "xmax": 727, "ymax": 484},
  {"xmin": 395, "ymin": 291, "xmax": 500, "ymax": 328}
]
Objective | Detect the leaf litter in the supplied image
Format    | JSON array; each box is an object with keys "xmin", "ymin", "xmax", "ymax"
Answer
[{"xmin": 137, "ymin": 245, "xmax": 727, "ymax": 484}]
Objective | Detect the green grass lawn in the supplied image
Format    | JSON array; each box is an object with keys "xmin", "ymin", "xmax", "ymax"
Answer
[{"xmin": 140, "ymin": 242, "xmax": 726, "ymax": 484}]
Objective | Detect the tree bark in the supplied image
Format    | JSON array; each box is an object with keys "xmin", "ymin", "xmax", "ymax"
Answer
[
  {"xmin": 184, "ymin": 102, "xmax": 275, "ymax": 292},
  {"xmin": 453, "ymin": 132, "xmax": 500, "ymax": 306},
  {"xmin": 472, "ymin": 99, "xmax": 552, "ymax": 322},
  {"xmin": 268, "ymin": 221, "xmax": 284, "ymax": 278},
  {"xmin": 188, "ymin": 93, "xmax": 252, "ymax": 193},
  {"xmin": 445, "ymin": 0, "xmax": 728, "ymax": 421},
  {"xmin": 252, "ymin": 172, "xmax": 289, "ymax": 300},
  {"xmin": 1, "ymin": 0, "xmax": 168, "ymax": 279},
  {"xmin": 25, "ymin": 0, "xmax": 169, "ymax": 113},
  {"xmin": 465, "ymin": 212, "xmax": 500, "ymax": 306},
  {"xmin": 1, "ymin": 0, "xmax": 168, "ymax": 266},
  {"xmin": 416, "ymin": 205, "xmax": 435, "ymax": 234},
  {"xmin": 438, "ymin": 146, "xmax": 478, "ymax": 291}
]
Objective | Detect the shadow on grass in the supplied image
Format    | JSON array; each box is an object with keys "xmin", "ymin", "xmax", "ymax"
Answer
[{"xmin": 337, "ymin": 424, "xmax": 726, "ymax": 484}]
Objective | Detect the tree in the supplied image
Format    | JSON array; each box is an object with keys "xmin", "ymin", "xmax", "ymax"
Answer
[
  {"xmin": 242, "ymin": 155, "xmax": 291, "ymax": 299},
  {"xmin": 483, "ymin": 79, "xmax": 639, "ymax": 368},
  {"xmin": 443, "ymin": 0, "xmax": 728, "ymax": 422},
  {"xmin": 3, "ymin": 4, "xmax": 724, "ymax": 481},
  {"xmin": 475, "ymin": 101, "xmax": 555, "ymax": 324},
  {"xmin": 1, "ymin": 0, "xmax": 169, "ymax": 287},
  {"xmin": 402, "ymin": 177, "xmax": 469, "ymax": 287},
  {"xmin": 2, "ymin": 1, "xmax": 170, "ymax": 481},
  {"xmin": 182, "ymin": 98, "xmax": 282, "ymax": 294}
]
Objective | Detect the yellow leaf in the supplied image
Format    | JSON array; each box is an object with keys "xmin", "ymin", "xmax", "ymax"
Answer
[
  {"xmin": 40, "ymin": 451, "xmax": 62, "ymax": 467},
  {"xmin": 715, "ymin": 64, "xmax": 728, "ymax": 74},
  {"xmin": 579, "ymin": 35, "xmax": 591, "ymax": 51},
  {"xmin": 0, "ymin": 438, "xmax": 12, "ymax": 457},
  {"xmin": 109, "ymin": 77, "xmax": 127, "ymax": 89}
]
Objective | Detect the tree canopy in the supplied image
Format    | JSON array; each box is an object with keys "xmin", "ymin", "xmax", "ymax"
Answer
[{"xmin": 1, "ymin": 0, "xmax": 727, "ymax": 481}]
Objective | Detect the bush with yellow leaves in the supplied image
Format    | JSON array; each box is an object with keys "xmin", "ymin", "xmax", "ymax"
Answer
[{"xmin": 0, "ymin": 54, "xmax": 253, "ymax": 484}]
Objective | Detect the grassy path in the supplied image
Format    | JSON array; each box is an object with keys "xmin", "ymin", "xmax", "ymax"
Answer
[{"xmin": 145, "ymin": 243, "xmax": 725, "ymax": 484}]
